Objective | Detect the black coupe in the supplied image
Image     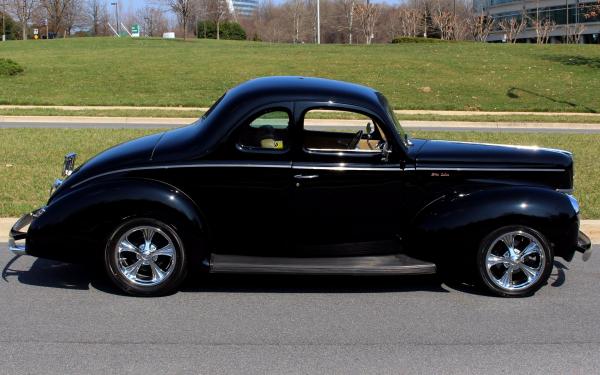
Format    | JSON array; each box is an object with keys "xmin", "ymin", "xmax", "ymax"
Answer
[{"xmin": 9, "ymin": 76, "xmax": 591, "ymax": 297}]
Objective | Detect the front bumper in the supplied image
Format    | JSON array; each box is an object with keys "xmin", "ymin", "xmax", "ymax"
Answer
[
  {"xmin": 576, "ymin": 231, "xmax": 593, "ymax": 262},
  {"xmin": 8, "ymin": 208, "xmax": 44, "ymax": 256}
]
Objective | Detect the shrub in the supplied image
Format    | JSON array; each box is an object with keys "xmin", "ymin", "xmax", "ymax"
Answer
[
  {"xmin": 391, "ymin": 37, "xmax": 445, "ymax": 44},
  {"xmin": 197, "ymin": 21, "xmax": 247, "ymax": 40},
  {"xmin": 0, "ymin": 58, "xmax": 24, "ymax": 76}
]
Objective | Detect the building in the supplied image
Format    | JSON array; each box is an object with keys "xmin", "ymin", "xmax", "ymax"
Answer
[
  {"xmin": 227, "ymin": 0, "xmax": 259, "ymax": 18},
  {"xmin": 474, "ymin": 0, "xmax": 600, "ymax": 43}
]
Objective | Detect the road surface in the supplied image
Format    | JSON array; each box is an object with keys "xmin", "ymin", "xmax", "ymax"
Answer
[{"xmin": 1, "ymin": 243, "xmax": 598, "ymax": 374}]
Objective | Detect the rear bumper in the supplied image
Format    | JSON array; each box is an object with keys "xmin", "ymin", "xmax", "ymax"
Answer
[
  {"xmin": 576, "ymin": 231, "xmax": 592, "ymax": 261},
  {"xmin": 8, "ymin": 207, "xmax": 45, "ymax": 256}
]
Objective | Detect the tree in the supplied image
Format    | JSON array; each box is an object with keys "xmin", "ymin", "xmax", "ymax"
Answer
[
  {"xmin": 468, "ymin": 11, "xmax": 494, "ymax": 42},
  {"xmin": 85, "ymin": 0, "xmax": 103, "ymax": 35},
  {"xmin": 138, "ymin": 6, "xmax": 168, "ymax": 37},
  {"xmin": 8, "ymin": 0, "xmax": 38, "ymax": 39},
  {"xmin": 585, "ymin": 0, "xmax": 600, "ymax": 19},
  {"xmin": 164, "ymin": 0, "xmax": 197, "ymax": 40},
  {"xmin": 354, "ymin": 0, "xmax": 378, "ymax": 44},
  {"xmin": 397, "ymin": 5, "xmax": 423, "ymax": 38},
  {"xmin": 498, "ymin": 16, "xmax": 526, "ymax": 43},
  {"xmin": 197, "ymin": 20, "xmax": 245, "ymax": 39},
  {"xmin": 285, "ymin": 0, "xmax": 305, "ymax": 43},
  {"xmin": 531, "ymin": 17, "xmax": 555, "ymax": 44},
  {"xmin": 1, "ymin": 8, "xmax": 17, "ymax": 39},
  {"xmin": 338, "ymin": 0, "xmax": 355, "ymax": 44},
  {"xmin": 206, "ymin": 0, "xmax": 228, "ymax": 40},
  {"xmin": 41, "ymin": 0, "xmax": 79, "ymax": 35}
]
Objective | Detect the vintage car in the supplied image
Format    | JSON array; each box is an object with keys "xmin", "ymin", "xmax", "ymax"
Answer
[{"xmin": 9, "ymin": 76, "xmax": 591, "ymax": 297}]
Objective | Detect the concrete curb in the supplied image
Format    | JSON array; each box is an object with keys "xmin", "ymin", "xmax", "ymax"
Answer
[{"xmin": 1, "ymin": 217, "xmax": 598, "ymax": 244}]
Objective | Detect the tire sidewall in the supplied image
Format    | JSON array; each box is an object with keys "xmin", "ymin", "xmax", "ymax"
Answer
[
  {"xmin": 104, "ymin": 217, "xmax": 187, "ymax": 296},
  {"xmin": 477, "ymin": 225, "xmax": 554, "ymax": 297}
]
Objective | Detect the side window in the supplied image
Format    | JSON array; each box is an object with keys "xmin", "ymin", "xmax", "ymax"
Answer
[
  {"xmin": 303, "ymin": 109, "xmax": 386, "ymax": 152},
  {"xmin": 237, "ymin": 110, "xmax": 290, "ymax": 152}
]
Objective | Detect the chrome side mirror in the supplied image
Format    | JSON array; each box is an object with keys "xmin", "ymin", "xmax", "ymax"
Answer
[
  {"xmin": 63, "ymin": 152, "xmax": 77, "ymax": 177},
  {"xmin": 366, "ymin": 122, "xmax": 374, "ymax": 136}
]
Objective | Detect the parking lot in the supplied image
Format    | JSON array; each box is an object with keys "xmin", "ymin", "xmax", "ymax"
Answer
[{"xmin": 1, "ymin": 243, "xmax": 598, "ymax": 374}]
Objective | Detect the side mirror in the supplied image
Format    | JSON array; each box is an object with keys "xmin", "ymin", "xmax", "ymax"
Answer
[{"xmin": 366, "ymin": 122, "xmax": 374, "ymax": 136}]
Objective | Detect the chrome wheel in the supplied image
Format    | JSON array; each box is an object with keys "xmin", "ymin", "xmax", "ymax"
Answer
[
  {"xmin": 114, "ymin": 225, "xmax": 177, "ymax": 287},
  {"xmin": 485, "ymin": 230, "xmax": 546, "ymax": 292}
]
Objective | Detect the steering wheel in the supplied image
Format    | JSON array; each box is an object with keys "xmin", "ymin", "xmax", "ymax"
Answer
[{"xmin": 348, "ymin": 130, "xmax": 363, "ymax": 149}]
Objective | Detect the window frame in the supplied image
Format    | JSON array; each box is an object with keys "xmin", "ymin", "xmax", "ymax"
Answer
[
  {"xmin": 298, "ymin": 105, "xmax": 390, "ymax": 159},
  {"xmin": 234, "ymin": 106, "xmax": 293, "ymax": 155}
]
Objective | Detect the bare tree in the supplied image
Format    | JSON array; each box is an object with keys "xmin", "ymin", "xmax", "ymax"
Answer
[
  {"xmin": 62, "ymin": 0, "xmax": 82, "ymax": 35},
  {"xmin": 397, "ymin": 5, "xmax": 423, "ymax": 37},
  {"xmin": 531, "ymin": 17, "xmax": 555, "ymax": 44},
  {"xmin": 584, "ymin": 0, "xmax": 600, "ymax": 19},
  {"xmin": 430, "ymin": 0, "xmax": 453, "ymax": 40},
  {"xmin": 9, "ymin": 0, "xmax": 38, "ymax": 39},
  {"xmin": 468, "ymin": 11, "xmax": 494, "ymax": 42},
  {"xmin": 566, "ymin": 23, "xmax": 586, "ymax": 43},
  {"xmin": 337, "ymin": 0, "xmax": 354, "ymax": 43},
  {"xmin": 41, "ymin": 0, "xmax": 74, "ymax": 35},
  {"xmin": 284, "ymin": 0, "xmax": 305, "ymax": 43},
  {"xmin": 138, "ymin": 6, "xmax": 167, "ymax": 37},
  {"xmin": 498, "ymin": 16, "xmax": 526, "ymax": 43},
  {"xmin": 355, "ymin": 0, "xmax": 378, "ymax": 44},
  {"xmin": 164, "ymin": 0, "xmax": 197, "ymax": 39},
  {"xmin": 85, "ymin": 0, "xmax": 103, "ymax": 35},
  {"xmin": 206, "ymin": 0, "xmax": 228, "ymax": 40}
]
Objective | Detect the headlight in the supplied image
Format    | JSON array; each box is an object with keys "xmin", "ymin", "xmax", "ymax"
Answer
[
  {"xmin": 63, "ymin": 152, "xmax": 77, "ymax": 177},
  {"xmin": 567, "ymin": 194, "xmax": 580, "ymax": 214},
  {"xmin": 49, "ymin": 178, "xmax": 63, "ymax": 197}
]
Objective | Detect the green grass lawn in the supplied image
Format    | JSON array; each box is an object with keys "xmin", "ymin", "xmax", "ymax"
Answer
[
  {"xmin": 0, "ymin": 128, "xmax": 597, "ymax": 218},
  {"xmin": 0, "ymin": 38, "xmax": 599, "ymax": 112}
]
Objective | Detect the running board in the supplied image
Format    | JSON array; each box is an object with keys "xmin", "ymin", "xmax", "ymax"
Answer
[{"xmin": 209, "ymin": 254, "xmax": 436, "ymax": 275}]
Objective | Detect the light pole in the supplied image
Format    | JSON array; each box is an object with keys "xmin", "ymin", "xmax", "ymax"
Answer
[
  {"xmin": 111, "ymin": 1, "xmax": 119, "ymax": 36},
  {"xmin": 1, "ymin": 0, "xmax": 5, "ymax": 42},
  {"xmin": 316, "ymin": 0, "xmax": 320, "ymax": 44}
]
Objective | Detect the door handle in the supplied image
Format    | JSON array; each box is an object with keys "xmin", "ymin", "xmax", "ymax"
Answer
[{"xmin": 294, "ymin": 174, "xmax": 319, "ymax": 180}]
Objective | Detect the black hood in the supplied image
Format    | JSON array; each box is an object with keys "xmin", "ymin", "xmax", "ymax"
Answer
[{"xmin": 409, "ymin": 139, "xmax": 573, "ymax": 170}]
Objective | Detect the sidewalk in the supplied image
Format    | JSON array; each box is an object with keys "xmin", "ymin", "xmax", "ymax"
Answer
[{"xmin": 1, "ymin": 218, "xmax": 598, "ymax": 244}]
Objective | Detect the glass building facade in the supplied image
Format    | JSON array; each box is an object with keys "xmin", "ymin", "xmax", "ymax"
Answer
[{"xmin": 230, "ymin": 0, "xmax": 259, "ymax": 17}]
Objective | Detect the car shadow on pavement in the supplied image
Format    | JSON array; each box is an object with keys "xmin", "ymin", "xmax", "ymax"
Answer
[{"xmin": 2, "ymin": 256, "xmax": 569, "ymax": 297}]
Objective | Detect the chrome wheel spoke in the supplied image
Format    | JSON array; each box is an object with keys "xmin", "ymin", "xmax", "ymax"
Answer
[
  {"xmin": 119, "ymin": 239, "xmax": 140, "ymax": 255},
  {"xmin": 499, "ymin": 233, "xmax": 517, "ymax": 257},
  {"xmin": 499, "ymin": 266, "xmax": 513, "ymax": 289},
  {"xmin": 153, "ymin": 245, "xmax": 175, "ymax": 258},
  {"xmin": 123, "ymin": 259, "xmax": 143, "ymax": 279},
  {"xmin": 519, "ymin": 242, "xmax": 540, "ymax": 261},
  {"xmin": 143, "ymin": 227, "xmax": 156, "ymax": 251},
  {"xmin": 150, "ymin": 260, "xmax": 167, "ymax": 283},
  {"xmin": 486, "ymin": 254, "xmax": 506, "ymax": 268}
]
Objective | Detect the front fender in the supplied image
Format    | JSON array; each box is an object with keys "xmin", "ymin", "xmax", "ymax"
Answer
[
  {"xmin": 407, "ymin": 187, "xmax": 579, "ymax": 263},
  {"xmin": 27, "ymin": 178, "xmax": 208, "ymax": 264}
]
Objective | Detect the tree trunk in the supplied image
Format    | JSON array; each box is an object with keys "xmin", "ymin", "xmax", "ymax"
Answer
[
  {"xmin": 183, "ymin": 19, "xmax": 187, "ymax": 40},
  {"xmin": 22, "ymin": 23, "xmax": 27, "ymax": 40},
  {"xmin": 217, "ymin": 20, "xmax": 220, "ymax": 40}
]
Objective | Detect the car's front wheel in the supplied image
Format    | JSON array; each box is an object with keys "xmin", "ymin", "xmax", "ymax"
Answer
[
  {"xmin": 104, "ymin": 218, "xmax": 187, "ymax": 296},
  {"xmin": 476, "ymin": 226, "xmax": 553, "ymax": 297}
]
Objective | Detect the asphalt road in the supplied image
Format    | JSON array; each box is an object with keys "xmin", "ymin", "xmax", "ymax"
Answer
[
  {"xmin": 1, "ymin": 243, "xmax": 599, "ymax": 374},
  {"xmin": 2, "ymin": 121, "xmax": 600, "ymax": 133}
]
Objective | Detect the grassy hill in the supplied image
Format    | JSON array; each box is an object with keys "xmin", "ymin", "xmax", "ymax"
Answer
[{"xmin": 0, "ymin": 37, "xmax": 599, "ymax": 112}]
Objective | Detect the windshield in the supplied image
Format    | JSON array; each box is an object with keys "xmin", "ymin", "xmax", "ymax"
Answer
[{"xmin": 376, "ymin": 93, "xmax": 409, "ymax": 147}]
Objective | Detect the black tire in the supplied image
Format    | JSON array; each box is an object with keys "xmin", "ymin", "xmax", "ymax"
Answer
[
  {"xmin": 476, "ymin": 225, "xmax": 553, "ymax": 297},
  {"xmin": 104, "ymin": 218, "xmax": 187, "ymax": 296}
]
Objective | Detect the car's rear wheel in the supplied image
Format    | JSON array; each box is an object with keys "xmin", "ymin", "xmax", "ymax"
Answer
[
  {"xmin": 104, "ymin": 218, "xmax": 187, "ymax": 296},
  {"xmin": 476, "ymin": 226, "xmax": 553, "ymax": 297}
]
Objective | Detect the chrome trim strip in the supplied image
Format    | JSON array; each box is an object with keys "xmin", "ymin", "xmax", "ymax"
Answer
[
  {"xmin": 292, "ymin": 164, "xmax": 402, "ymax": 171},
  {"xmin": 415, "ymin": 167, "xmax": 565, "ymax": 172}
]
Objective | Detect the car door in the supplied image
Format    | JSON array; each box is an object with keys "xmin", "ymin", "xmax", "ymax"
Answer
[
  {"xmin": 191, "ymin": 105, "xmax": 294, "ymax": 257},
  {"xmin": 290, "ymin": 104, "xmax": 410, "ymax": 257}
]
